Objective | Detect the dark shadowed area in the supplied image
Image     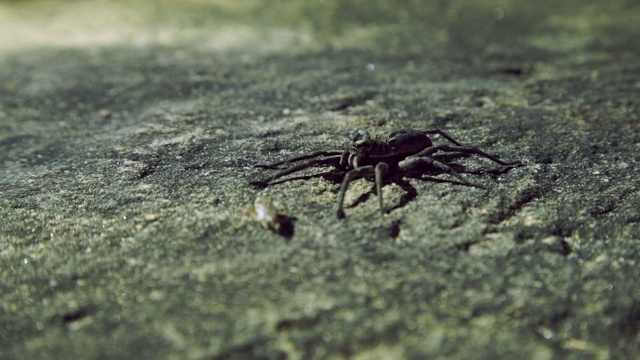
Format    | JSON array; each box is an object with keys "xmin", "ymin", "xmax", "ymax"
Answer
[{"xmin": 1, "ymin": 0, "xmax": 639, "ymax": 358}]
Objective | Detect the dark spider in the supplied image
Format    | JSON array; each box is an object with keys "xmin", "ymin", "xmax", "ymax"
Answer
[{"xmin": 252, "ymin": 128, "xmax": 522, "ymax": 218}]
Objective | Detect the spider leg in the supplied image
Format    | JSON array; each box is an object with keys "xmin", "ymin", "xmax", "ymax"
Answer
[
  {"xmin": 375, "ymin": 162, "xmax": 389, "ymax": 215},
  {"xmin": 422, "ymin": 128, "xmax": 464, "ymax": 146},
  {"xmin": 435, "ymin": 145, "xmax": 522, "ymax": 166},
  {"xmin": 253, "ymin": 155, "xmax": 342, "ymax": 186},
  {"xmin": 398, "ymin": 156, "xmax": 482, "ymax": 188},
  {"xmin": 336, "ymin": 165, "xmax": 375, "ymax": 219},
  {"xmin": 254, "ymin": 150, "xmax": 343, "ymax": 169},
  {"xmin": 413, "ymin": 146, "xmax": 439, "ymax": 157}
]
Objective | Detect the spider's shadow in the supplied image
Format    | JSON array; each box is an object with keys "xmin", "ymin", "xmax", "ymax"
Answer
[
  {"xmin": 346, "ymin": 168, "xmax": 476, "ymax": 213},
  {"xmin": 254, "ymin": 154, "xmax": 471, "ymax": 186},
  {"xmin": 254, "ymin": 161, "xmax": 481, "ymax": 215}
]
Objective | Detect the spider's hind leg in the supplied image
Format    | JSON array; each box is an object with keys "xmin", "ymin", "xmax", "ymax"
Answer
[
  {"xmin": 422, "ymin": 128, "xmax": 464, "ymax": 146},
  {"xmin": 398, "ymin": 156, "xmax": 483, "ymax": 188},
  {"xmin": 435, "ymin": 145, "xmax": 522, "ymax": 166}
]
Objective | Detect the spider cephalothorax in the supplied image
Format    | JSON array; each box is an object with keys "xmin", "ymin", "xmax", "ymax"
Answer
[{"xmin": 253, "ymin": 128, "xmax": 521, "ymax": 218}]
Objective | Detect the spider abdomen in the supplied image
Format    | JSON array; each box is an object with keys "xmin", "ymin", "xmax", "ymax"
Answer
[{"xmin": 388, "ymin": 128, "xmax": 432, "ymax": 156}]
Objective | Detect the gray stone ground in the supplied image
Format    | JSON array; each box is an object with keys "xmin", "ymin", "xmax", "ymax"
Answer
[{"xmin": 1, "ymin": 1, "xmax": 639, "ymax": 359}]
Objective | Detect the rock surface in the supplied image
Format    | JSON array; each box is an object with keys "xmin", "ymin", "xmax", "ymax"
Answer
[{"xmin": 1, "ymin": 1, "xmax": 639, "ymax": 358}]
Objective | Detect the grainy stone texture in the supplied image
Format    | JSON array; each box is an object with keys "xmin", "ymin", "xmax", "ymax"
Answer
[{"xmin": 1, "ymin": 1, "xmax": 639, "ymax": 359}]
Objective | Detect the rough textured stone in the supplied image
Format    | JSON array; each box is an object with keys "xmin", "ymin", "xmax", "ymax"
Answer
[{"xmin": 1, "ymin": 1, "xmax": 639, "ymax": 359}]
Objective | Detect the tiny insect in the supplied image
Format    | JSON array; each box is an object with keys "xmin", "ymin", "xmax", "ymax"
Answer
[
  {"xmin": 234, "ymin": 196, "xmax": 295, "ymax": 237},
  {"xmin": 253, "ymin": 128, "xmax": 522, "ymax": 218}
]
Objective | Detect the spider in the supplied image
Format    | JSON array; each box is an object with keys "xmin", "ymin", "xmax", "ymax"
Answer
[{"xmin": 252, "ymin": 128, "xmax": 522, "ymax": 218}]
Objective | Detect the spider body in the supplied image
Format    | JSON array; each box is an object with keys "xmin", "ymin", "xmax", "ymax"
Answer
[
  {"xmin": 253, "ymin": 128, "xmax": 521, "ymax": 218},
  {"xmin": 345, "ymin": 129, "xmax": 432, "ymax": 168}
]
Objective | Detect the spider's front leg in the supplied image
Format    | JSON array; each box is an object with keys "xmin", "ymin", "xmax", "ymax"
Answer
[
  {"xmin": 254, "ymin": 150, "xmax": 343, "ymax": 169},
  {"xmin": 336, "ymin": 166, "xmax": 374, "ymax": 219},
  {"xmin": 252, "ymin": 153, "xmax": 342, "ymax": 187},
  {"xmin": 335, "ymin": 162, "xmax": 388, "ymax": 218},
  {"xmin": 374, "ymin": 162, "xmax": 389, "ymax": 215}
]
